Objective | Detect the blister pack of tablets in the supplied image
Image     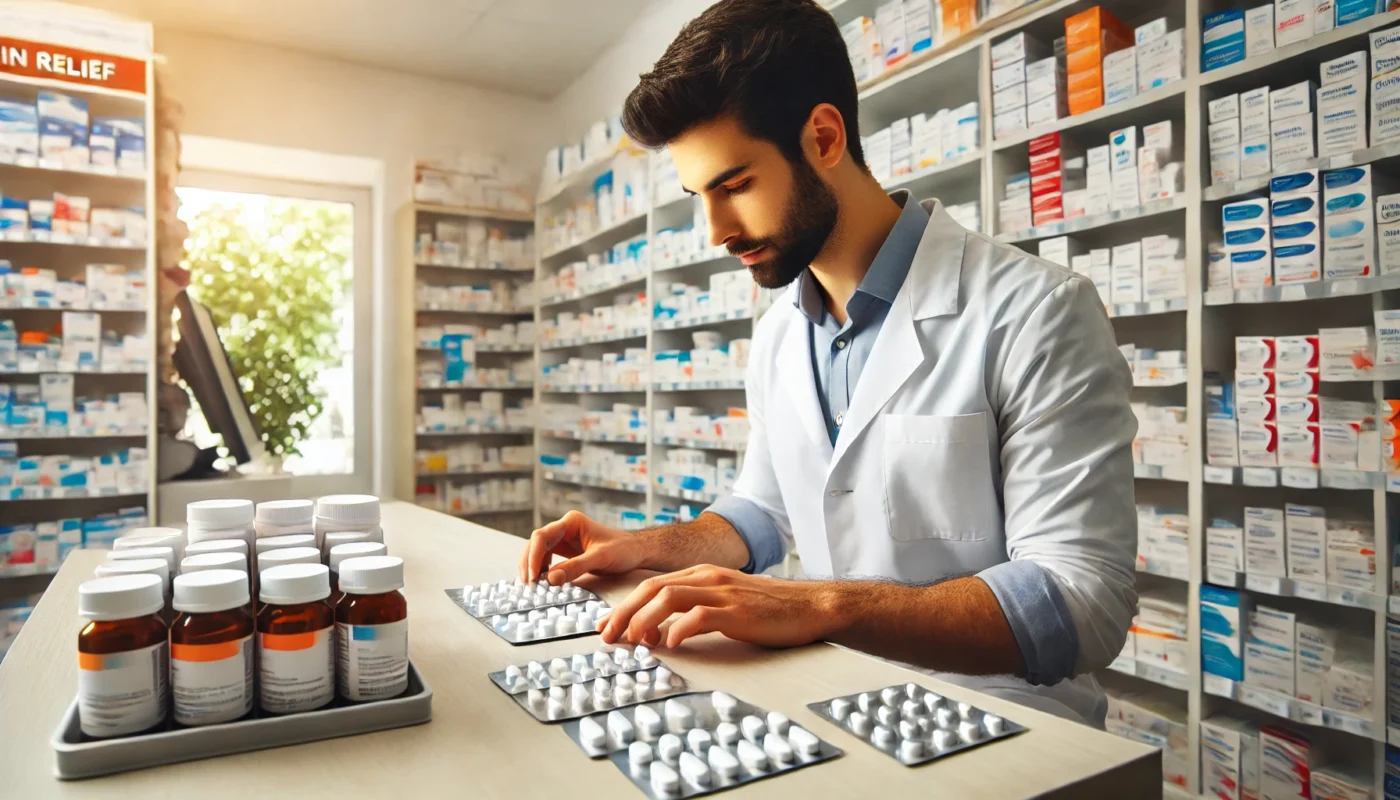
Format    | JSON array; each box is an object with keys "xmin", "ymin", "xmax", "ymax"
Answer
[
  {"xmin": 489, "ymin": 646, "xmax": 693, "ymax": 722},
  {"xmin": 456, "ymin": 578, "xmax": 600, "ymax": 617},
  {"xmin": 445, "ymin": 580, "xmax": 610, "ymax": 644},
  {"xmin": 808, "ymin": 683, "xmax": 1025, "ymax": 765},
  {"xmin": 563, "ymin": 691, "xmax": 841, "ymax": 798}
]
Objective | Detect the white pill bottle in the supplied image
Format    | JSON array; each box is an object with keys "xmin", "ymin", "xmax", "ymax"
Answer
[
  {"xmin": 186, "ymin": 499, "xmax": 255, "ymax": 547},
  {"xmin": 315, "ymin": 495, "xmax": 382, "ymax": 550},
  {"xmin": 254, "ymin": 499, "xmax": 315, "ymax": 539}
]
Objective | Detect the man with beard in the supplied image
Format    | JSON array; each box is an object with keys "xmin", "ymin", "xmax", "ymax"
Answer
[{"xmin": 519, "ymin": 0, "xmax": 1138, "ymax": 726}]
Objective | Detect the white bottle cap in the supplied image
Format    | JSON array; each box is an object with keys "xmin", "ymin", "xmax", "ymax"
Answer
[
  {"xmin": 114, "ymin": 527, "xmax": 185, "ymax": 550},
  {"xmin": 315, "ymin": 494, "xmax": 380, "ymax": 523},
  {"xmin": 185, "ymin": 538, "xmax": 249, "ymax": 557},
  {"xmin": 322, "ymin": 530, "xmax": 375, "ymax": 554},
  {"xmin": 173, "ymin": 569, "xmax": 249, "ymax": 613},
  {"xmin": 79, "ymin": 574, "xmax": 164, "ymax": 620},
  {"xmin": 338, "ymin": 555, "xmax": 404, "ymax": 594},
  {"xmin": 107, "ymin": 546, "xmax": 176, "ymax": 575},
  {"xmin": 260, "ymin": 563, "xmax": 331, "ymax": 604},
  {"xmin": 258, "ymin": 546, "xmax": 322, "ymax": 572},
  {"xmin": 181, "ymin": 552, "xmax": 248, "ymax": 574},
  {"xmin": 254, "ymin": 533, "xmax": 316, "ymax": 555},
  {"xmin": 255, "ymin": 499, "xmax": 314, "ymax": 526},
  {"xmin": 329, "ymin": 542, "xmax": 386, "ymax": 572},
  {"xmin": 93, "ymin": 558, "xmax": 169, "ymax": 591},
  {"xmin": 187, "ymin": 498, "xmax": 254, "ymax": 528}
]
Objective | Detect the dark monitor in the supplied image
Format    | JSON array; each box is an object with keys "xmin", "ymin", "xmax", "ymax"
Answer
[{"xmin": 172, "ymin": 289, "xmax": 264, "ymax": 465}]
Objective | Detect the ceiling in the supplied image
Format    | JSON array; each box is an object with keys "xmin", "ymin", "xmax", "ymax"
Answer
[{"xmin": 67, "ymin": 0, "xmax": 655, "ymax": 98}]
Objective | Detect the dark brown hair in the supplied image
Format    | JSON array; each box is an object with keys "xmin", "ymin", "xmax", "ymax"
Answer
[{"xmin": 621, "ymin": 0, "xmax": 866, "ymax": 169}]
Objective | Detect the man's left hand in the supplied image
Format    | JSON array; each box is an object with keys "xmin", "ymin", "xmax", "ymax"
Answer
[{"xmin": 597, "ymin": 565, "xmax": 839, "ymax": 649}]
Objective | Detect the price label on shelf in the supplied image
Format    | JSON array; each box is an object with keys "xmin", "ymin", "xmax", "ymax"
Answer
[
  {"xmin": 1329, "ymin": 279, "xmax": 1360, "ymax": 297},
  {"xmin": 1203, "ymin": 674, "xmax": 1233, "ymax": 698},
  {"xmin": 1322, "ymin": 470, "xmax": 1372, "ymax": 490},
  {"xmin": 1296, "ymin": 702, "xmax": 1324, "ymax": 727},
  {"xmin": 1204, "ymin": 289, "xmax": 1232, "ymax": 306},
  {"xmin": 1206, "ymin": 567, "xmax": 1237, "ymax": 587},
  {"xmin": 1245, "ymin": 574, "xmax": 1283, "ymax": 595},
  {"xmin": 1280, "ymin": 285, "xmax": 1307, "ymax": 302},
  {"xmin": 1242, "ymin": 468, "xmax": 1278, "ymax": 487},
  {"xmin": 1293, "ymin": 581, "xmax": 1326, "ymax": 602},
  {"xmin": 1239, "ymin": 686, "xmax": 1292, "ymax": 718},
  {"xmin": 1280, "ymin": 467, "xmax": 1318, "ymax": 489},
  {"xmin": 1203, "ymin": 465, "xmax": 1235, "ymax": 484},
  {"xmin": 1328, "ymin": 710, "xmax": 1372, "ymax": 738},
  {"xmin": 1237, "ymin": 288, "xmax": 1264, "ymax": 304}
]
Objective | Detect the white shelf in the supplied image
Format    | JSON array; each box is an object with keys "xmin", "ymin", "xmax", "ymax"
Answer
[
  {"xmin": 653, "ymin": 379, "xmax": 745, "ymax": 392},
  {"xmin": 1106, "ymin": 655, "xmax": 1190, "ymax": 692},
  {"xmin": 1204, "ymin": 569, "xmax": 1385, "ymax": 612},
  {"xmin": 1202, "ymin": 465, "xmax": 1384, "ymax": 490},
  {"xmin": 0, "ymin": 154, "xmax": 145, "ymax": 181},
  {"xmin": 540, "ymin": 429, "xmax": 647, "ymax": 444},
  {"xmin": 652, "ymin": 251, "xmax": 736, "ymax": 274},
  {"xmin": 539, "ymin": 328, "xmax": 648, "ymax": 350},
  {"xmin": 996, "ymin": 197, "xmax": 1188, "ymax": 244},
  {"xmin": 1108, "ymin": 298, "xmax": 1187, "ymax": 319},
  {"xmin": 880, "ymin": 151, "xmax": 983, "ymax": 193},
  {"xmin": 1, "ymin": 427, "xmax": 148, "ymax": 439},
  {"xmin": 992, "ymin": 83, "xmax": 1187, "ymax": 152},
  {"xmin": 1205, "ymin": 274, "xmax": 1400, "ymax": 305},
  {"xmin": 653, "ymin": 308, "xmax": 753, "ymax": 331},
  {"xmin": 538, "ymin": 273, "xmax": 647, "ymax": 307},
  {"xmin": 414, "ymin": 467, "xmax": 532, "ymax": 479},
  {"xmin": 537, "ymin": 144, "xmax": 632, "ymax": 206},
  {"xmin": 654, "ymin": 436, "xmax": 744, "ymax": 452},
  {"xmin": 415, "ymin": 261, "xmax": 534, "ymax": 274},
  {"xmin": 541, "ymin": 210, "xmax": 648, "ymax": 263},
  {"xmin": 414, "ymin": 426, "xmax": 533, "ymax": 436},
  {"xmin": 1203, "ymin": 140, "xmax": 1400, "ymax": 203},
  {"xmin": 411, "ymin": 203, "xmax": 533, "ymax": 223},
  {"xmin": 415, "ymin": 382, "xmax": 533, "ymax": 391},
  {"xmin": 0, "ymin": 301, "xmax": 146, "ymax": 312},
  {"xmin": 542, "ymin": 470, "xmax": 647, "ymax": 495},
  {"xmin": 414, "ymin": 304, "xmax": 532, "ymax": 315},
  {"xmin": 0, "ymin": 230, "xmax": 146, "ymax": 250},
  {"xmin": 1133, "ymin": 375, "xmax": 1187, "ymax": 388},
  {"xmin": 444, "ymin": 504, "xmax": 535, "ymax": 517},
  {"xmin": 2, "ymin": 487, "xmax": 147, "ymax": 501},
  {"xmin": 1136, "ymin": 560, "xmax": 1189, "ymax": 582},
  {"xmin": 1133, "ymin": 463, "xmax": 1189, "ymax": 482},
  {"xmin": 540, "ymin": 383, "xmax": 646, "ymax": 394},
  {"xmin": 1200, "ymin": 10, "xmax": 1400, "ymax": 86},
  {"xmin": 0, "ymin": 365, "xmax": 146, "ymax": 376},
  {"xmin": 1202, "ymin": 675, "xmax": 1379, "ymax": 742}
]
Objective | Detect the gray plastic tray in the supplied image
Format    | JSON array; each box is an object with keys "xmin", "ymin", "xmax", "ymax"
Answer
[{"xmin": 51, "ymin": 660, "xmax": 433, "ymax": 779}]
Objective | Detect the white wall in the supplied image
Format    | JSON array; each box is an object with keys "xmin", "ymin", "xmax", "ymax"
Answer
[
  {"xmin": 551, "ymin": 0, "xmax": 715, "ymax": 144},
  {"xmin": 154, "ymin": 30, "xmax": 557, "ymax": 499}
]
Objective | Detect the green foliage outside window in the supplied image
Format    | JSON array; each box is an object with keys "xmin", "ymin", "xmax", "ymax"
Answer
[{"xmin": 180, "ymin": 199, "xmax": 350, "ymax": 458}]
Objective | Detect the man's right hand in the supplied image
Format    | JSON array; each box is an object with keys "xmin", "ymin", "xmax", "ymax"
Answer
[{"xmin": 519, "ymin": 510, "xmax": 649, "ymax": 585}]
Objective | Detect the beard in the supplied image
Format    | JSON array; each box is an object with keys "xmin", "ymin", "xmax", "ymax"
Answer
[{"xmin": 727, "ymin": 156, "xmax": 839, "ymax": 290}]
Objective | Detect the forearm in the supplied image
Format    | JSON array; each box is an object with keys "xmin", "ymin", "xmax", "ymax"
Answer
[
  {"xmin": 820, "ymin": 577, "xmax": 1027, "ymax": 677},
  {"xmin": 634, "ymin": 511, "xmax": 752, "ymax": 573}
]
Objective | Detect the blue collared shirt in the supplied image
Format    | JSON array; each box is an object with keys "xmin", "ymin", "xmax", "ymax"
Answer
[{"xmin": 706, "ymin": 192, "xmax": 1082, "ymax": 689}]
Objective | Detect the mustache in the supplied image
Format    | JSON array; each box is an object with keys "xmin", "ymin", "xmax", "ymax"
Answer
[{"xmin": 726, "ymin": 238, "xmax": 774, "ymax": 257}]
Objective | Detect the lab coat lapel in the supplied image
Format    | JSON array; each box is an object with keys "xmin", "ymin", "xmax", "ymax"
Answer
[
  {"xmin": 829, "ymin": 200, "xmax": 967, "ymax": 469},
  {"xmin": 775, "ymin": 314, "xmax": 834, "ymax": 456}
]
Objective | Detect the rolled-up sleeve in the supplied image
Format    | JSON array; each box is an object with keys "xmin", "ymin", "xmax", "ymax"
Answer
[
  {"xmin": 980, "ymin": 275, "xmax": 1138, "ymax": 685},
  {"xmin": 705, "ymin": 496, "xmax": 786, "ymax": 574}
]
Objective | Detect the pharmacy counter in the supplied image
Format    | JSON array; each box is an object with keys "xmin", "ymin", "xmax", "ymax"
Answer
[{"xmin": 0, "ymin": 502, "xmax": 1160, "ymax": 797}]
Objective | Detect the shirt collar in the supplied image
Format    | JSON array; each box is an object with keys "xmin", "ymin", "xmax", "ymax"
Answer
[{"xmin": 793, "ymin": 189, "xmax": 929, "ymax": 324}]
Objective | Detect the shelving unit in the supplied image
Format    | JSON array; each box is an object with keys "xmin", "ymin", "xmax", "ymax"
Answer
[
  {"xmin": 406, "ymin": 201, "xmax": 538, "ymax": 526},
  {"xmin": 0, "ymin": 9, "xmax": 157, "ymax": 609}
]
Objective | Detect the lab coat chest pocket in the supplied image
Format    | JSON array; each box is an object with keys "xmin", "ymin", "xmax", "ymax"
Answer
[{"xmin": 882, "ymin": 412, "xmax": 994, "ymax": 542}]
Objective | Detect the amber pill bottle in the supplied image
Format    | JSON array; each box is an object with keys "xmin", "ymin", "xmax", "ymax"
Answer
[
  {"xmin": 335, "ymin": 555, "xmax": 408, "ymax": 702},
  {"xmin": 77, "ymin": 573, "xmax": 169, "ymax": 738},
  {"xmin": 257, "ymin": 563, "xmax": 335, "ymax": 714},
  {"xmin": 328, "ymin": 541, "xmax": 386, "ymax": 605},
  {"xmin": 170, "ymin": 569, "xmax": 255, "ymax": 726}
]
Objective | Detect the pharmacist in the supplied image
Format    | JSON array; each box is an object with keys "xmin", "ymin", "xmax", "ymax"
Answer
[{"xmin": 521, "ymin": 0, "xmax": 1137, "ymax": 727}]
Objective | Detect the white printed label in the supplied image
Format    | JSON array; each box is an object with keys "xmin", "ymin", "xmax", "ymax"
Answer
[
  {"xmin": 337, "ymin": 619, "xmax": 408, "ymax": 701},
  {"xmin": 258, "ymin": 627, "xmax": 334, "ymax": 713},
  {"xmin": 78, "ymin": 641, "xmax": 168, "ymax": 737},
  {"xmin": 172, "ymin": 635, "xmax": 254, "ymax": 725}
]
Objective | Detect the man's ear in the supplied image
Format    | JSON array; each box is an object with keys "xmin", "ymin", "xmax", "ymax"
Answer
[{"xmin": 805, "ymin": 103, "xmax": 847, "ymax": 171}]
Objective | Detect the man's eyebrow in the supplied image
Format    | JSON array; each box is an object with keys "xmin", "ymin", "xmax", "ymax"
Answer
[{"xmin": 690, "ymin": 164, "xmax": 749, "ymax": 193}]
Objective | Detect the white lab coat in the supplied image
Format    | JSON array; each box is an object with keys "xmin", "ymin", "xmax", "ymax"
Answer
[{"xmin": 733, "ymin": 199, "xmax": 1139, "ymax": 726}]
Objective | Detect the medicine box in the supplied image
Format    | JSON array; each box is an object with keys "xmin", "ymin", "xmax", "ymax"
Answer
[
  {"xmin": 1246, "ymin": 5, "xmax": 1275, "ymax": 57},
  {"xmin": 1210, "ymin": 94, "xmax": 1241, "ymax": 124},
  {"xmin": 991, "ymin": 32, "xmax": 1049, "ymax": 70},
  {"xmin": 1321, "ymin": 51, "xmax": 1367, "ymax": 84},
  {"xmin": 1285, "ymin": 503, "xmax": 1326, "ymax": 582},
  {"xmin": 1274, "ymin": 0, "xmax": 1315, "ymax": 47},
  {"xmin": 1245, "ymin": 506, "xmax": 1287, "ymax": 577},
  {"xmin": 1202, "ymin": 586, "xmax": 1250, "ymax": 681},
  {"xmin": 1271, "ymin": 81, "xmax": 1318, "ymax": 120},
  {"xmin": 1373, "ymin": 26, "xmax": 1400, "ymax": 78},
  {"xmin": 1203, "ymin": 11, "xmax": 1246, "ymax": 72}
]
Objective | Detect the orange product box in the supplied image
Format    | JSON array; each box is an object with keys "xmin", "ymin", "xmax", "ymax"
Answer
[
  {"xmin": 1380, "ymin": 399, "xmax": 1400, "ymax": 438},
  {"xmin": 940, "ymin": 0, "xmax": 979, "ymax": 43}
]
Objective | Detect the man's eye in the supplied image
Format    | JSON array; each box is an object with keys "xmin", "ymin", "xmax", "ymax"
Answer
[{"xmin": 724, "ymin": 180, "xmax": 750, "ymax": 196}]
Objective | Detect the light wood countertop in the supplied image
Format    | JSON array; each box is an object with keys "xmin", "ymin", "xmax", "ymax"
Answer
[{"xmin": 0, "ymin": 501, "xmax": 1160, "ymax": 797}]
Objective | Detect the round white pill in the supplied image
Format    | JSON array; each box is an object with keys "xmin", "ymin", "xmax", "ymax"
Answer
[
  {"xmin": 570, "ymin": 684, "xmax": 591, "ymax": 711},
  {"xmin": 476, "ymin": 600, "xmax": 494, "ymax": 616},
  {"xmin": 875, "ymin": 705, "xmax": 900, "ymax": 728},
  {"xmin": 592, "ymin": 651, "xmax": 611, "ymax": 669},
  {"xmin": 613, "ymin": 649, "xmax": 630, "ymax": 666},
  {"xmin": 959, "ymin": 720, "xmax": 981, "ymax": 743},
  {"xmin": 517, "ymin": 596, "xmax": 533, "ymax": 610},
  {"xmin": 904, "ymin": 682, "xmax": 921, "ymax": 699},
  {"xmin": 579, "ymin": 715, "xmax": 606, "ymax": 751},
  {"xmin": 916, "ymin": 716, "xmax": 935, "ymax": 735},
  {"xmin": 628, "ymin": 740, "xmax": 653, "ymax": 766},
  {"xmin": 740, "ymin": 715, "xmax": 767, "ymax": 744},
  {"xmin": 984, "ymin": 714, "xmax": 1004, "ymax": 736},
  {"xmin": 498, "ymin": 600, "xmax": 514, "ymax": 613},
  {"xmin": 504, "ymin": 664, "xmax": 523, "ymax": 681},
  {"xmin": 933, "ymin": 729, "xmax": 957, "ymax": 752},
  {"xmin": 549, "ymin": 658, "xmax": 569, "ymax": 677},
  {"xmin": 514, "ymin": 621, "xmax": 534, "ymax": 641},
  {"xmin": 616, "ymin": 672, "xmax": 635, "ymax": 690},
  {"xmin": 547, "ymin": 697, "xmax": 566, "ymax": 720},
  {"xmin": 665, "ymin": 699, "xmax": 696, "ymax": 733},
  {"xmin": 635, "ymin": 683, "xmax": 654, "ymax": 701},
  {"xmin": 763, "ymin": 732, "xmax": 794, "ymax": 764},
  {"xmin": 635, "ymin": 704, "xmax": 663, "ymax": 739},
  {"xmin": 547, "ymin": 606, "xmax": 564, "ymax": 620},
  {"xmin": 593, "ymin": 676, "xmax": 611, "ymax": 696},
  {"xmin": 596, "ymin": 660, "xmax": 617, "ymax": 678},
  {"xmin": 594, "ymin": 692, "xmax": 614, "ymax": 710},
  {"xmin": 872, "ymin": 725, "xmax": 896, "ymax": 749},
  {"xmin": 556, "ymin": 616, "xmax": 576, "ymax": 635},
  {"xmin": 678, "ymin": 751, "xmax": 711, "ymax": 788},
  {"xmin": 508, "ymin": 675, "xmax": 529, "ymax": 693},
  {"xmin": 490, "ymin": 614, "xmax": 504, "ymax": 629},
  {"xmin": 847, "ymin": 711, "xmax": 872, "ymax": 736},
  {"xmin": 899, "ymin": 738, "xmax": 924, "ymax": 761},
  {"xmin": 856, "ymin": 692, "xmax": 879, "ymax": 714},
  {"xmin": 608, "ymin": 710, "xmax": 635, "ymax": 745},
  {"xmin": 639, "ymin": 656, "xmax": 660, "ymax": 669},
  {"xmin": 570, "ymin": 654, "xmax": 589, "ymax": 673},
  {"xmin": 571, "ymin": 586, "xmax": 586, "ymax": 600},
  {"xmin": 710, "ymin": 691, "xmax": 739, "ymax": 721},
  {"xmin": 614, "ymin": 686, "xmax": 634, "ymax": 705},
  {"xmin": 900, "ymin": 699, "xmax": 921, "ymax": 719},
  {"xmin": 787, "ymin": 726, "xmax": 821, "ymax": 756},
  {"xmin": 936, "ymin": 708, "xmax": 957, "ymax": 729},
  {"xmin": 957, "ymin": 702, "xmax": 975, "ymax": 720},
  {"xmin": 538, "ymin": 619, "xmax": 556, "ymax": 638},
  {"xmin": 687, "ymin": 728, "xmax": 713, "ymax": 755},
  {"xmin": 510, "ymin": 612, "xmax": 526, "ymax": 625},
  {"xmin": 736, "ymin": 739, "xmax": 769, "ymax": 773},
  {"xmin": 708, "ymin": 723, "xmax": 736, "ymax": 749},
  {"xmin": 881, "ymin": 687, "xmax": 903, "ymax": 706},
  {"xmin": 828, "ymin": 697, "xmax": 853, "ymax": 721},
  {"xmin": 649, "ymin": 760, "xmax": 681, "ymax": 797},
  {"xmin": 634, "ymin": 670, "xmax": 651, "ymax": 685},
  {"xmin": 923, "ymin": 692, "xmax": 944, "ymax": 713},
  {"xmin": 658, "ymin": 733, "xmax": 683, "ymax": 764},
  {"xmin": 766, "ymin": 711, "xmax": 791, "ymax": 737},
  {"xmin": 527, "ymin": 688, "xmax": 545, "ymax": 708},
  {"xmin": 898, "ymin": 720, "xmax": 919, "ymax": 740},
  {"xmin": 549, "ymin": 685, "xmax": 566, "ymax": 702},
  {"xmin": 586, "ymin": 599, "xmax": 601, "ymax": 613},
  {"xmin": 655, "ymin": 665, "xmax": 674, "ymax": 683},
  {"xmin": 578, "ymin": 666, "xmax": 598, "ymax": 682},
  {"xmin": 633, "ymin": 644, "xmax": 651, "ymax": 660},
  {"xmin": 708, "ymin": 744, "xmax": 740, "ymax": 779},
  {"xmin": 499, "ymin": 621, "xmax": 518, "ymax": 639},
  {"xmin": 462, "ymin": 583, "xmax": 475, "ymax": 595},
  {"xmin": 616, "ymin": 655, "xmax": 638, "ymax": 671},
  {"xmin": 527, "ymin": 609, "xmax": 544, "ymax": 622}
]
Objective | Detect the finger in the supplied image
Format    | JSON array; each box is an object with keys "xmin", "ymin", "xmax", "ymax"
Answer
[
  {"xmin": 525, "ymin": 512, "xmax": 579, "ymax": 582},
  {"xmin": 623, "ymin": 585, "xmax": 717, "ymax": 645},
  {"xmin": 665, "ymin": 605, "xmax": 733, "ymax": 649},
  {"xmin": 599, "ymin": 570, "xmax": 697, "ymax": 643},
  {"xmin": 546, "ymin": 544, "xmax": 614, "ymax": 585}
]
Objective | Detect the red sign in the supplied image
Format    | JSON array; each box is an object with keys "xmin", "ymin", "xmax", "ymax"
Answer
[{"xmin": 0, "ymin": 36, "xmax": 145, "ymax": 94}]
